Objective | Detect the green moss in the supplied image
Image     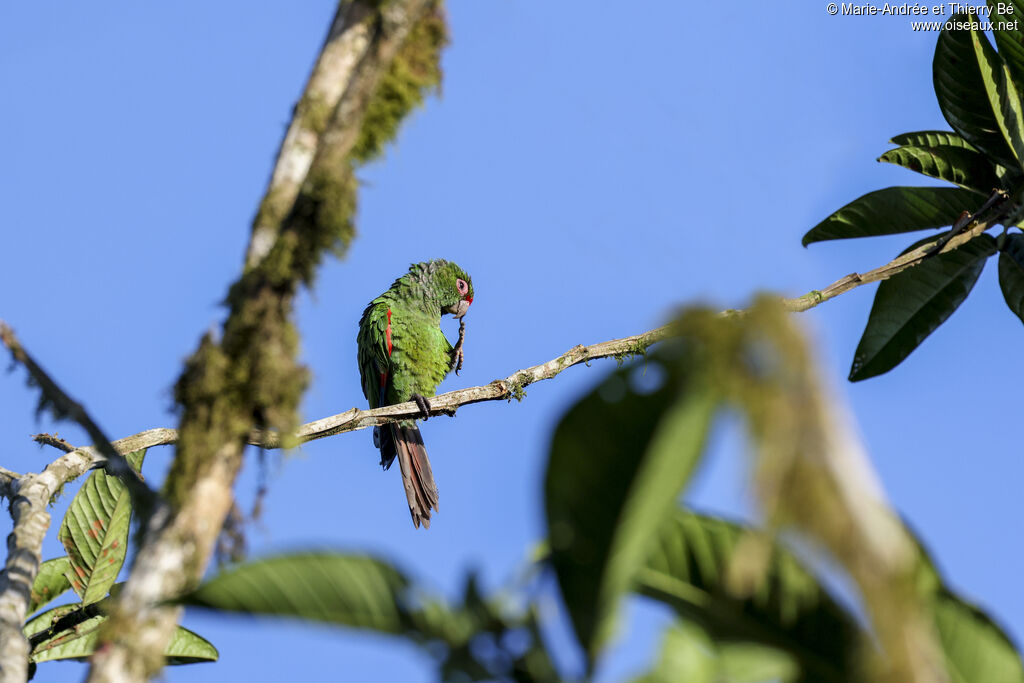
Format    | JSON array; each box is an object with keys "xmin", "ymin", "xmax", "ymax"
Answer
[
  {"xmin": 613, "ymin": 338, "xmax": 651, "ymax": 366},
  {"xmin": 283, "ymin": 165, "xmax": 359, "ymax": 284},
  {"xmin": 507, "ymin": 373, "xmax": 529, "ymax": 402},
  {"xmin": 296, "ymin": 92, "xmax": 333, "ymax": 135},
  {"xmin": 351, "ymin": 1, "xmax": 448, "ymax": 163}
]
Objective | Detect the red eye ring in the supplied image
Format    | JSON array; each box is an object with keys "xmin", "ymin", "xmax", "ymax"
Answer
[{"xmin": 456, "ymin": 278, "xmax": 468, "ymax": 295}]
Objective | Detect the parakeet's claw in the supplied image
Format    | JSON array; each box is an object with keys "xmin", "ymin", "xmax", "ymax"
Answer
[
  {"xmin": 411, "ymin": 393, "xmax": 432, "ymax": 420},
  {"xmin": 451, "ymin": 319, "xmax": 466, "ymax": 375}
]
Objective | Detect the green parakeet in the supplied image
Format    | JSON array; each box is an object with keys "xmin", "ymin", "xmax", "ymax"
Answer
[{"xmin": 357, "ymin": 259, "xmax": 474, "ymax": 528}]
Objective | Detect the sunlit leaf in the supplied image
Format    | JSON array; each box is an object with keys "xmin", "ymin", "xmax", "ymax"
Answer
[
  {"xmin": 849, "ymin": 234, "xmax": 996, "ymax": 381},
  {"xmin": 802, "ymin": 187, "xmax": 979, "ymax": 245},
  {"xmin": 58, "ymin": 449, "xmax": 146, "ymax": 604},
  {"xmin": 934, "ymin": 591, "xmax": 1024, "ymax": 683},
  {"xmin": 988, "ymin": 1, "xmax": 1024, "ymax": 91},
  {"xmin": 890, "ymin": 130, "xmax": 976, "ymax": 149},
  {"xmin": 182, "ymin": 553, "xmax": 409, "ymax": 633},
  {"xmin": 630, "ymin": 622, "xmax": 798, "ymax": 683},
  {"xmin": 545, "ymin": 350, "xmax": 718, "ymax": 664},
  {"xmin": 968, "ymin": 20, "xmax": 1024, "ymax": 168},
  {"xmin": 878, "ymin": 145, "xmax": 999, "ymax": 193},
  {"xmin": 934, "ymin": 15, "xmax": 1018, "ymax": 168},
  {"xmin": 28, "ymin": 557, "xmax": 72, "ymax": 616},
  {"xmin": 636, "ymin": 511, "xmax": 861, "ymax": 683}
]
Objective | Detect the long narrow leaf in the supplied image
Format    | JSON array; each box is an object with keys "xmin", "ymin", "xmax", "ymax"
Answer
[
  {"xmin": 802, "ymin": 187, "xmax": 979, "ymax": 245},
  {"xmin": 879, "ymin": 145, "xmax": 999, "ymax": 193},
  {"xmin": 545, "ymin": 350, "xmax": 718, "ymax": 665},
  {"xmin": 890, "ymin": 130, "xmax": 976, "ymax": 149},
  {"xmin": 968, "ymin": 21, "xmax": 1024, "ymax": 168},
  {"xmin": 934, "ymin": 16, "xmax": 1018, "ymax": 168},
  {"xmin": 849, "ymin": 234, "xmax": 996, "ymax": 381},
  {"xmin": 58, "ymin": 449, "xmax": 146, "ymax": 604},
  {"xmin": 988, "ymin": 1, "xmax": 1024, "ymax": 91}
]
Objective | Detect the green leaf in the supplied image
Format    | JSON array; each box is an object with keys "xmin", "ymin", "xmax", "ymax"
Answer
[
  {"xmin": 890, "ymin": 130, "xmax": 977, "ymax": 149},
  {"xmin": 802, "ymin": 187, "xmax": 979, "ymax": 246},
  {"xmin": 630, "ymin": 622, "xmax": 798, "ymax": 683},
  {"xmin": 24, "ymin": 603, "xmax": 217, "ymax": 664},
  {"xmin": 933, "ymin": 15, "xmax": 1019, "ymax": 168},
  {"xmin": 878, "ymin": 145, "xmax": 999, "ymax": 193},
  {"xmin": 545, "ymin": 351, "xmax": 718, "ymax": 664},
  {"xmin": 999, "ymin": 233, "xmax": 1024, "ymax": 324},
  {"xmin": 934, "ymin": 590, "xmax": 1024, "ymax": 683},
  {"xmin": 968, "ymin": 20, "xmax": 1024, "ymax": 167},
  {"xmin": 635, "ymin": 511, "xmax": 861, "ymax": 683},
  {"xmin": 989, "ymin": 0, "xmax": 1024, "ymax": 92},
  {"xmin": 181, "ymin": 553, "xmax": 410, "ymax": 634},
  {"xmin": 28, "ymin": 557, "xmax": 72, "ymax": 616},
  {"xmin": 58, "ymin": 449, "xmax": 146, "ymax": 604},
  {"xmin": 163, "ymin": 627, "xmax": 220, "ymax": 665},
  {"xmin": 849, "ymin": 234, "xmax": 996, "ymax": 381}
]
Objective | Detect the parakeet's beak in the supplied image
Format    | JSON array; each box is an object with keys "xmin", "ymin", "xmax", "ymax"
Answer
[{"xmin": 446, "ymin": 300, "xmax": 471, "ymax": 319}]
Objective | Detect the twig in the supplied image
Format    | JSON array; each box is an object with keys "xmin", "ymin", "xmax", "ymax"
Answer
[
  {"xmin": 31, "ymin": 433, "xmax": 75, "ymax": 453},
  {"xmin": 780, "ymin": 217, "xmax": 995, "ymax": 313}
]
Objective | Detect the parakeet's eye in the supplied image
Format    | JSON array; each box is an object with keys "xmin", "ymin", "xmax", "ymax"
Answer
[{"xmin": 456, "ymin": 278, "xmax": 469, "ymax": 296}]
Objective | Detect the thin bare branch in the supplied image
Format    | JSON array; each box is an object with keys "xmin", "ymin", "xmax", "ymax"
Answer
[
  {"xmin": 779, "ymin": 219, "xmax": 995, "ymax": 313},
  {"xmin": 31, "ymin": 433, "xmax": 74, "ymax": 453}
]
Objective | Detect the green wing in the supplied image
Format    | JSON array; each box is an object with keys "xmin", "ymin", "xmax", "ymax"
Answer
[{"xmin": 357, "ymin": 299, "xmax": 393, "ymax": 409}]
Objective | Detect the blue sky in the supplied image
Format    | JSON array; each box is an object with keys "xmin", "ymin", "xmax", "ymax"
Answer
[{"xmin": 1, "ymin": 2, "xmax": 1020, "ymax": 681}]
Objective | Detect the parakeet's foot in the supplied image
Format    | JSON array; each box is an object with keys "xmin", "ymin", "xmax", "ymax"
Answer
[
  {"xmin": 411, "ymin": 393, "xmax": 432, "ymax": 420},
  {"xmin": 451, "ymin": 319, "xmax": 466, "ymax": 375}
]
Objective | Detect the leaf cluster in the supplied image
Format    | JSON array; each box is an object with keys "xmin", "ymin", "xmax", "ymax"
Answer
[
  {"xmin": 803, "ymin": 4, "xmax": 1024, "ymax": 380},
  {"xmin": 23, "ymin": 450, "xmax": 217, "ymax": 674}
]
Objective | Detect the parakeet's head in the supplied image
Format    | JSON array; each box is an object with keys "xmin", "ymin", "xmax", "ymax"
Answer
[{"xmin": 413, "ymin": 259, "xmax": 474, "ymax": 319}]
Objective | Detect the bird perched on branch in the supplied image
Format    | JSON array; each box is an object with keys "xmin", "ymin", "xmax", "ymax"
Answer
[{"xmin": 357, "ymin": 259, "xmax": 474, "ymax": 528}]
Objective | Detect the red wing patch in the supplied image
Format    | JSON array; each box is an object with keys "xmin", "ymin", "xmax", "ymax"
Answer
[{"xmin": 386, "ymin": 308, "xmax": 393, "ymax": 356}]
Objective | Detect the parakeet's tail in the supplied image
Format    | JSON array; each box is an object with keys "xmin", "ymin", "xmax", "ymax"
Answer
[{"xmin": 379, "ymin": 423, "xmax": 439, "ymax": 528}]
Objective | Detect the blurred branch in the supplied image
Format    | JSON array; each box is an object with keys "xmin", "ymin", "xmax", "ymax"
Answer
[{"xmin": 245, "ymin": 0, "xmax": 378, "ymax": 267}]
